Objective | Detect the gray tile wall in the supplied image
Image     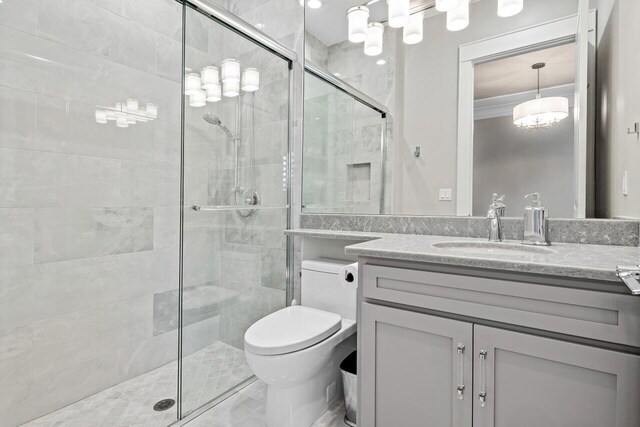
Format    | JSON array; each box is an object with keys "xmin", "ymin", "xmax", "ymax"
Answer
[{"xmin": 0, "ymin": 0, "xmax": 185, "ymax": 424}]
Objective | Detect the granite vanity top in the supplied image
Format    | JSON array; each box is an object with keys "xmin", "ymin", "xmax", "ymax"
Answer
[{"xmin": 286, "ymin": 228, "xmax": 640, "ymax": 283}]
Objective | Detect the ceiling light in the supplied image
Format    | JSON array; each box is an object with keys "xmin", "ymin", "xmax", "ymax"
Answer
[
  {"xmin": 388, "ymin": 0, "xmax": 410, "ymax": 28},
  {"xmin": 513, "ymin": 63, "xmax": 569, "ymax": 130},
  {"xmin": 403, "ymin": 13, "xmax": 424, "ymax": 45},
  {"xmin": 223, "ymin": 79, "xmax": 240, "ymax": 97},
  {"xmin": 145, "ymin": 103, "xmax": 158, "ymax": 119},
  {"xmin": 307, "ymin": 0, "xmax": 322, "ymax": 9},
  {"xmin": 189, "ymin": 90, "xmax": 206, "ymax": 107},
  {"xmin": 95, "ymin": 110, "xmax": 107, "ymax": 124},
  {"xmin": 205, "ymin": 85, "xmax": 222, "ymax": 102},
  {"xmin": 347, "ymin": 6, "xmax": 369, "ymax": 43},
  {"xmin": 242, "ymin": 68, "xmax": 260, "ymax": 92},
  {"xmin": 446, "ymin": 0, "xmax": 469, "ymax": 31},
  {"xmin": 376, "ymin": 59, "xmax": 386, "ymax": 65},
  {"xmin": 201, "ymin": 66, "xmax": 219, "ymax": 89},
  {"xmin": 126, "ymin": 98, "xmax": 138, "ymax": 112},
  {"xmin": 185, "ymin": 73, "xmax": 201, "ymax": 95},
  {"xmin": 436, "ymin": 0, "xmax": 460, "ymax": 12},
  {"xmin": 220, "ymin": 59, "xmax": 240, "ymax": 83},
  {"xmin": 364, "ymin": 22, "xmax": 384, "ymax": 56},
  {"xmin": 116, "ymin": 116, "xmax": 129, "ymax": 128},
  {"xmin": 498, "ymin": 0, "xmax": 523, "ymax": 17}
]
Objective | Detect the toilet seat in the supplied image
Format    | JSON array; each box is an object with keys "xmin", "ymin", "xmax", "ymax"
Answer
[{"xmin": 244, "ymin": 306, "xmax": 342, "ymax": 356}]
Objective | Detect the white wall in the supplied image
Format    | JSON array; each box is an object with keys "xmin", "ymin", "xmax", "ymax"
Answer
[
  {"xmin": 472, "ymin": 109, "xmax": 575, "ymax": 218},
  {"xmin": 396, "ymin": 0, "xmax": 579, "ymax": 215},
  {"xmin": 595, "ymin": 0, "xmax": 640, "ymax": 218}
]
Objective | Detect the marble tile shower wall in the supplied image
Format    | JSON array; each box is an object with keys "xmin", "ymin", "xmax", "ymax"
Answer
[{"xmin": 0, "ymin": 0, "xmax": 208, "ymax": 424}]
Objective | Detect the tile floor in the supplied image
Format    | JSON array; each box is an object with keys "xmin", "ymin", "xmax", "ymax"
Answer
[
  {"xmin": 22, "ymin": 342, "xmax": 253, "ymax": 427},
  {"xmin": 184, "ymin": 380, "xmax": 349, "ymax": 427}
]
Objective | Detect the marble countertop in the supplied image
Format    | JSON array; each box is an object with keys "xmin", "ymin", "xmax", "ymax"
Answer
[{"xmin": 286, "ymin": 228, "xmax": 640, "ymax": 283}]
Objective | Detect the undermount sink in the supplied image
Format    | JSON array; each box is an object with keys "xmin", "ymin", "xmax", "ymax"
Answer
[{"xmin": 432, "ymin": 241, "xmax": 555, "ymax": 256}]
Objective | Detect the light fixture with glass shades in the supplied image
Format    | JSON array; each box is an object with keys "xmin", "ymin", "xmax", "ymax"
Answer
[
  {"xmin": 95, "ymin": 99, "xmax": 158, "ymax": 127},
  {"xmin": 436, "ymin": 0, "xmax": 460, "ymax": 12},
  {"xmin": 183, "ymin": 59, "xmax": 260, "ymax": 107},
  {"xmin": 446, "ymin": 0, "xmax": 470, "ymax": 31},
  {"xmin": 497, "ymin": 0, "xmax": 524, "ymax": 17},
  {"xmin": 364, "ymin": 22, "xmax": 384, "ymax": 56},
  {"xmin": 345, "ymin": 0, "xmax": 525, "ymax": 57},
  {"xmin": 347, "ymin": 5, "xmax": 369, "ymax": 43},
  {"xmin": 388, "ymin": 0, "xmax": 410, "ymax": 28},
  {"xmin": 403, "ymin": 12, "xmax": 424, "ymax": 45},
  {"xmin": 307, "ymin": 0, "xmax": 322, "ymax": 9},
  {"xmin": 513, "ymin": 63, "xmax": 569, "ymax": 130}
]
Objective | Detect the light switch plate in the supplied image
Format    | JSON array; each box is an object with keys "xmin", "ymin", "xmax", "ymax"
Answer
[{"xmin": 439, "ymin": 188, "xmax": 452, "ymax": 201}]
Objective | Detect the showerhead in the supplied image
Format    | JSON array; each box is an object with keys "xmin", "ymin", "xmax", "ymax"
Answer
[{"xmin": 203, "ymin": 113, "xmax": 234, "ymax": 138}]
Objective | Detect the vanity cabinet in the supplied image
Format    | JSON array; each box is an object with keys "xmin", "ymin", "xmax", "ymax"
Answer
[{"xmin": 359, "ymin": 263, "xmax": 640, "ymax": 427}]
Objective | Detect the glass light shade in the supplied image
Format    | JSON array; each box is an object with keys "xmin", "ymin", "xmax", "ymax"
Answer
[
  {"xmin": 347, "ymin": 6, "xmax": 369, "ymax": 43},
  {"xmin": 185, "ymin": 73, "xmax": 201, "ymax": 95},
  {"xmin": 513, "ymin": 95, "xmax": 569, "ymax": 129},
  {"xmin": 403, "ymin": 13, "xmax": 424, "ymax": 45},
  {"xmin": 242, "ymin": 68, "xmax": 260, "ymax": 92},
  {"xmin": 126, "ymin": 98, "xmax": 138, "ymax": 112},
  {"xmin": 116, "ymin": 116, "xmax": 129, "ymax": 128},
  {"xmin": 201, "ymin": 66, "xmax": 220, "ymax": 89},
  {"xmin": 436, "ymin": 0, "xmax": 460, "ymax": 12},
  {"xmin": 127, "ymin": 116, "xmax": 136, "ymax": 124},
  {"xmin": 498, "ymin": 0, "xmax": 523, "ymax": 17},
  {"xmin": 388, "ymin": 0, "xmax": 409, "ymax": 28},
  {"xmin": 307, "ymin": 0, "xmax": 322, "ymax": 9},
  {"xmin": 223, "ymin": 79, "xmax": 240, "ymax": 97},
  {"xmin": 447, "ymin": 0, "xmax": 469, "ymax": 31},
  {"xmin": 189, "ymin": 90, "xmax": 206, "ymax": 107},
  {"xmin": 105, "ymin": 110, "xmax": 117, "ymax": 121},
  {"xmin": 95, "ymin": 110, "xmax": 107, "ymax": 124},
  {"xmin": 145, "ymin": 103, "xmax": 158, "ymax": 119},
  {"xmin": 364, "ymin": 23, "xmax": 384, "ymax": 57},
  {"xmin": 205, "ymin": 84, "xmax": 222, "ymax": 102},
  {"xmin": 220, "ymin": 59, "xmax": 240, "ymax": 82}
]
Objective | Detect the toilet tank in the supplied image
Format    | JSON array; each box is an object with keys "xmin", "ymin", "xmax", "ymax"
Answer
[{"xmin": 301, "ymin": 259, "xmax": 357, "ymax": 321}]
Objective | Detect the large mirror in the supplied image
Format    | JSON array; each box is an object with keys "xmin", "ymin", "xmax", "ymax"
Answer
[{"xmin": 303, "ymin": 0, "xmax": 640, "ymax": 219}]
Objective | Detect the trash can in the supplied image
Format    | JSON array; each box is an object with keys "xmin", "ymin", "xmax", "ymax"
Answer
[{"xmin": 340, "ymin": 350, "xmax": 357, "ymax": 426}]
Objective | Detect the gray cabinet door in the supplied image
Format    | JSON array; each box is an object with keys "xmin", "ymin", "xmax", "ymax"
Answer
[
  {"xmin": 473, "ymin": 325, "xmax": 640, "ymax": 427},
  {"xmin": 360, "ymin": 303, "xmax": 473, "ymax": 427}
]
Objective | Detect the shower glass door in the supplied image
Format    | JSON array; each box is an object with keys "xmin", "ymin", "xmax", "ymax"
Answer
[{"xmin": 180, "ymin": 4, "xmax": 291, "ymax": 417}]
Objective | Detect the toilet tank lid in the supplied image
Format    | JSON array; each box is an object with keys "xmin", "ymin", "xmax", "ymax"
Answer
[
  {"xmin": 244, "ymin": 306, "xmax": 342, "ymax": 356},
  {"xmin": 302, "ymin": 258, "xmax": 353, "ymax": 275}
]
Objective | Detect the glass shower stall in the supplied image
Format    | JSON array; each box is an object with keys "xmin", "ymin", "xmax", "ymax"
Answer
[{"xmin": 0, "ymin": 0, "xmax": 292, "ymax": 425}]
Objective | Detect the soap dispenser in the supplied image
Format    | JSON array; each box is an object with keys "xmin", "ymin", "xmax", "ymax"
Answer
[{"xmin": 522, "ymin": 193, "xmax": 550, "ymax": 246}]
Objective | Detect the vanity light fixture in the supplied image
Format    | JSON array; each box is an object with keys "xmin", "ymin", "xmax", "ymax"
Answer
[
  {"xmin": 96, "ymin": 100, "xmax": 158, "ymax": 126},
  {"xmin": 220, "ymin": 59, "xmax": 241, "ymax": 83},
  {"xmin": 376, "ymin": 59, "xmax": 386, "ymax": 65},
  {"xmin": 205, "ymin": 84, "xmax": 222, "ymax": 102},
  {"xmin": 185, "ymin": 73, "xmax": 202, "ymax": 95},
  {"xmin": 497, "ymin": 0, "xmax": 523, "ymax": 17},
  {"xmin": 364, "ymin": 22, "xmax": 384, "ymax": 56},
  {"xmin": 436, "ymin": 0, "xmax": 460, "ymax": 12},
  {"xmin": 447, "ymin": 0, "xmax": 470, "ymax": 31},
  {"xmin": 388, "ymin": 0, "xmax": 410, "ymax": 28},
  {"xmin": 201, "ymin": 66, "xmax": 219, "ymax": 89},
  {"xmin": 307, "ymin": 0, "xmax": 322, "ymax": 9},
  {"xmin": 242, "ymin": 68, "xmax": 260, "ymax": 92},
  {"xmin": 403, "ymin": 12, "xmax": 424, "ymax": 45},
  {"xmin": 513, "ymin": 63, "xmax": 569, "ymax": 130},
  {"xmin": 190, "ymin": 89, "xmax": 207, "ymax": 107},
  {"xmin": 347, "ymin": 5, "xmax": 369, "ymax": 43},
  {"xmin": 223, "ymin": 79, "xmax": 240, "ymax": 97}
]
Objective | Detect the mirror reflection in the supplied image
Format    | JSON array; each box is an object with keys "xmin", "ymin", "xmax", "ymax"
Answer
[{"xmin": 303, "ymin": 0, "xmax": 640, "ymax": 219}]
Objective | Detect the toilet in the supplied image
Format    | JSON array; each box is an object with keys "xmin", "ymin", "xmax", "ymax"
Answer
[{"xmin": 244, "ymin": 259, "xmax": 357, "ymax": 427}]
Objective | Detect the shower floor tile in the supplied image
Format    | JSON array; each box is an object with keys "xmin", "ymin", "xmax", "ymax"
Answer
[
  {"xmin": 22, "ymin": 341, "xmax": 253, "ymax": 427},
  {"xmin": 183, "ymin": 380, "xmax": 348, "ymax": 427}
]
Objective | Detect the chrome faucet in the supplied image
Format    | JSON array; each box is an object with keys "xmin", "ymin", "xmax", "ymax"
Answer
[{"xmin": 487, "ymin": 194, "xmax": 505, "ymax": 242}]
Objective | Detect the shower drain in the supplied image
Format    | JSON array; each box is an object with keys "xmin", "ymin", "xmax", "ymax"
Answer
[{"xmin": 153, "ymin": 399, "xmax": 176, "ymax": 412}]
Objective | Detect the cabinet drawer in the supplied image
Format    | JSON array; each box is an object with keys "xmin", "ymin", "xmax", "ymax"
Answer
[{"xmin": 363, "ymin": 264, "xmax": 640, "ymax": 347}]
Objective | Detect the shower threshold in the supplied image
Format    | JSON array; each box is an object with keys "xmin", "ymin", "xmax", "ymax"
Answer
[{"xmin": 22, "ymin": 341, "xmax": 253, "ymax": 427}]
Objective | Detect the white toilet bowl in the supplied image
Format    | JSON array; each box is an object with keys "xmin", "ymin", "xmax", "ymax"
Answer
[{"xmin": 244, "ymin": 259, "xmax": 358, "ymax": 427}]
